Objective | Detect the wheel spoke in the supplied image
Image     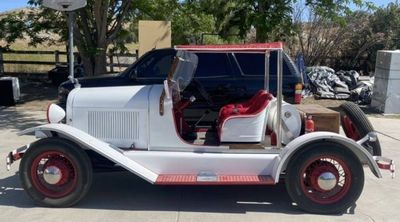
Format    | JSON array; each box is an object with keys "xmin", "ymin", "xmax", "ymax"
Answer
[{"xmin": 300, "ymin": 155, "xmax": 352, "ymax": 204}]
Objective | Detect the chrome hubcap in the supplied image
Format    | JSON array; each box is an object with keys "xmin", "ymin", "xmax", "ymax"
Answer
[
  {"xmin": 317, "ymin": 172, "xmax": 337, "ymax": 191},
  {"xmin": 43, "ymin": 166, "xmax": 62, "ymax": 185}
]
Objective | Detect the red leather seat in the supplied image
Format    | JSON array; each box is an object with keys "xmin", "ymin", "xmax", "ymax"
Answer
[
  {"xmin": 218, "ymin": 90, "xmax": 272, "ymax": 139},
  {"xmin": 221, "ymin": 90, "xmax": 265, "ymax": 111},
  {"xmin": 218, "ymin": 90, "xmax": 269, "ymax": 123}
]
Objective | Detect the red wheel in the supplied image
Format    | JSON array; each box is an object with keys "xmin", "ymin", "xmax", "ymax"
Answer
[
  {"xmin": 20, "ymin": 138, "xmax": 92, "ymax": 207},
  {"xmin": 341, "ymin": 116, "xmax": 361, "ymax": 140},
  {"xmin": 285, "ymin": 142, "xmax": 364, "ymax": 214},
  {"xmin": 30, "ymin": 151, "xmax": 78, "ymax": 198},
  {"xmin": 300, "ymin": 156, "xmax": 351, "ymax": 204}
]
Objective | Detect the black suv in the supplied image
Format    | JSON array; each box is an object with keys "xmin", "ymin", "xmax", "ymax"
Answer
[{"xmin": 58, "ymin": 48, "xmax": 301, "ymax": 124}]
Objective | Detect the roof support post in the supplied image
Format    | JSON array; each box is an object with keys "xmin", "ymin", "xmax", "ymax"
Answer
[
  {"xmin": 264, "ymin": 50, "xmax": 270, "ymax": 91},
  {"xmin": 276, "ymin": 49, "xmax": 283, "ymax": 149}
]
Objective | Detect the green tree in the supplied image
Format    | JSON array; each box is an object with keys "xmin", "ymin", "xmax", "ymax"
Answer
[
  {"xmin": 370, "ymin": 1, "xmax": 400, "ymax": 50},
  {"xmin": 173, "ymin": 0, "xmax": 375, "ymax": 43},
  {"xmin": 348, "ymin": 1, "xmax": 400, "ymax": 72}
]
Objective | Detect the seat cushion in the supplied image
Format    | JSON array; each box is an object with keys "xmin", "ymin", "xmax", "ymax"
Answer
[
  {"xmin": 222, "ymin": 104, "xmax": 244, "ymax": 109},
  {"xmin": 218, "ymin": 104, "xmax": 249, "ymax": 124},
  {"xmin": 220, "ymin": 90, "xmax": 265, "ymax": 112},
  {"xmin": 217, "ymin": 90, "xmax": 272, "ymax": 139},
  {"xmin": 218, "ymin": 90, "xmax": 267, "ymax": 122}
]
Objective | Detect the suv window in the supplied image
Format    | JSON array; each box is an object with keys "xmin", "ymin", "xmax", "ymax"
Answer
[
  {"xmin": 234, "ymin": 53, "xmax": 265, "ymax": 76},
  {"xmin": 195, "ymin": 53, "xmax": 230, "ymax": 78},
  {"xmin": 234, "ymin": 52, "xmax": 292, "ymax": 76},
  {"xmin": 136, "ymin": 50, "xmax": 175, "ymax": 78}
]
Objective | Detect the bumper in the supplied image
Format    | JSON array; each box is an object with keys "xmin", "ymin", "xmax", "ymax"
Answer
[
  {"xmin": 357, "ymin": 132, "xmax": 395, "ymax": 178},
  {"xmin": 6, "ymin": 145, "xmax": 28, "ymax": 171},
  {"xmin": 374, "ymin": 156, "xmax": 395, "ymax": 178}
]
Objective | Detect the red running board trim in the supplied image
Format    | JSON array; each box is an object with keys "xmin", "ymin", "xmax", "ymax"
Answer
[{"xmin": 155, "ymin": 175, "xmax": 275, "ymax": 185}]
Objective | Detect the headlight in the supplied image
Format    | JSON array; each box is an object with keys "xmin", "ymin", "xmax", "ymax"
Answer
[{"xmin": 46, "ymin": 104, "xmax": 66, "ymax": 123}]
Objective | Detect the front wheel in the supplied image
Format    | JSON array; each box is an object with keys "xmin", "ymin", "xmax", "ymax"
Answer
[
  {"xmin": 285, "ymin": 143, "xmax": 364, "ymax": 214},
  {"xmin": 19, "ymin": 138, "xmax": 93, "ymax": 207}
]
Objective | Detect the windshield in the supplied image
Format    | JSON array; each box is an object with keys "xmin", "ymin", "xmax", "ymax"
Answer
[{"xmin": 169, "ymin": 50, "xmax": 198, "ymax": 92}]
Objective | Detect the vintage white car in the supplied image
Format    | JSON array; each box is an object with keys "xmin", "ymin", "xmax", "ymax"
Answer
[{"xmin": 6, "ymin": 43, "xmax": 394, "ymax": 214}]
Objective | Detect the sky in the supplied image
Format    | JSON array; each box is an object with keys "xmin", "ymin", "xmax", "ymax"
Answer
[
  {"xmin": 0, "ymin": 0, "xmax": 28, "ymax": 13},
  {"xmin": 0, "ymin": 0, "xmax": 396, "ymax": 13}
]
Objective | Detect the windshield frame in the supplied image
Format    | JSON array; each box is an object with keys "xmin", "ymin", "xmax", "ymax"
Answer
[
  {"xmin": 159, "ymin": 50, "xmax": 198, "ymax": 115},
  {"xmin": 167, "ymin": 50, "xmax": 198, "ymax": 92}
]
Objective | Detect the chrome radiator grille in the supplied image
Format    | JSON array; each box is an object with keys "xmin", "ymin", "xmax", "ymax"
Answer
[{"xmin": 88, "ymin": 111, "xmax": 139, "ymax": 140}]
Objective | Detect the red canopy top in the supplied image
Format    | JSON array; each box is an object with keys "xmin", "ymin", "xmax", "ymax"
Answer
[{"xmin": 175, "ymin": 42, "xmax": 283, "ymax": 52}]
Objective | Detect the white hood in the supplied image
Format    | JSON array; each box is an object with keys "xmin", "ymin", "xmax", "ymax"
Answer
[
  {"xmin": 68, "ymin": 85, "xmax": 152, "ymax": 109},
  {"xmin": 66, "ymin": 85, "xmax": 160, "ymax": 149}
]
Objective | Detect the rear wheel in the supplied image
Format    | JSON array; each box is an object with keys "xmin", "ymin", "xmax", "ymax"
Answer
[
  {"xmin": 285, "ymin": 143, "xmax": 364, "ymax": 214},
  {"xmin": 340, "ymin": 101, "xmax": 381, "ymax": 156},
  {"xmin": 19, "ymin": 138, "xmax": 92, "ymax": 207}
]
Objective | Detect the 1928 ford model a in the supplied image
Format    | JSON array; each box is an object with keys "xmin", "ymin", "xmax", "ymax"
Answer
[{"xmin": 6, "ymin": 43, "xmax": 394, "ymax": 214}]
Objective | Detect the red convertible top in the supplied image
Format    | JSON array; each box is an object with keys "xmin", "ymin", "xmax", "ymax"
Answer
[{"xmin": 175, "ymin": 42, "xmax": 283, "ymax": 52}]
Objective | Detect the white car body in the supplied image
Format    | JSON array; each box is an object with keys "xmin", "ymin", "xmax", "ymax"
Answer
[{"xmin": 17, "ymin": 79, "xmax": 383, "ymax": 184}]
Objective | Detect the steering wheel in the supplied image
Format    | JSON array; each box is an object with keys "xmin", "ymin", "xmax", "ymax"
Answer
[{"xmin": 192, "ymin": 79, "xmax": 214, "ymax": 106}]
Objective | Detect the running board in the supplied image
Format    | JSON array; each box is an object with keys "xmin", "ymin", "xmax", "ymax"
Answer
[{"xmin": 155, "ymin": 174, "xmax": 275, "ymax": 185}]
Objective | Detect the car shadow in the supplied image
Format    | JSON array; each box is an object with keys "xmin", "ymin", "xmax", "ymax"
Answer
[
  {"xmin": 0, "ymin": 171, "xmax": 353, "ymax": 216},
  {"xmin": 0, "ymin": 108, "xmax": 45, "ymax": 132},
  {"xmin": 18, "ymin": 82, "xmax": 58, "ymax": 104}
]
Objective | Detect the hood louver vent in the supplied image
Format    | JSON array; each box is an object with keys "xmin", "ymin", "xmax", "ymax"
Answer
[{"xmin": 88, "ymin": 111, "xmax": 139, "ymax": 141}]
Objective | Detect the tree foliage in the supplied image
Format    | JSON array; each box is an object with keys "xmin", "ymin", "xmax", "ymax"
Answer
[
  {"xmin": 348, "ymin": 1, "xmax": 400, "ymax": 72},
  {"xmin": 0, "ymin": 0, "xmax": 383, "ymax": 76},
  {"xmin": 185, "ymin": 0, "xmax": 374, "ymax": 42},
  {"xmin": 290, "ymin": 1, "xmax": 400, "ymax": 72}
]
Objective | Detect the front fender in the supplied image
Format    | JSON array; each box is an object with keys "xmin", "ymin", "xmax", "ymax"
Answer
[
  {"xmin": 272, "ymin": 132, "xmax": 382, "ymax": 183},
  {"xmin": 18, "ymin": 124, "xmax": 158, "ymax": 183}
]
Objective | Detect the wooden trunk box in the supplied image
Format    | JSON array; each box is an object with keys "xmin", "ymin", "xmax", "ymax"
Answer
[{"xmin": 295, "ymin": 104, "xmax": 340, "ymax": 133}]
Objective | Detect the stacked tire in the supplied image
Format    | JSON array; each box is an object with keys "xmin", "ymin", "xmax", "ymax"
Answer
[{"xmin": 340, "ymin": 102, "xmax": 381, "ymax": 156}]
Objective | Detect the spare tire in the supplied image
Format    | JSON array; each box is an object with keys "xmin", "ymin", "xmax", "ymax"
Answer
[{"xmin": 340, "ymin": 102, "xmax": 381, "ymax": 156}]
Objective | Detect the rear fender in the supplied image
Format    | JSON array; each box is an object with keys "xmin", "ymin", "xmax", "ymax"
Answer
[
  {"xmin": 272, "ymin": 132, "xmax": 382, "ymax": 183},
  {"xmin": 18, "ymin": 124, "xmax": 158, "ymax": 183}
]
